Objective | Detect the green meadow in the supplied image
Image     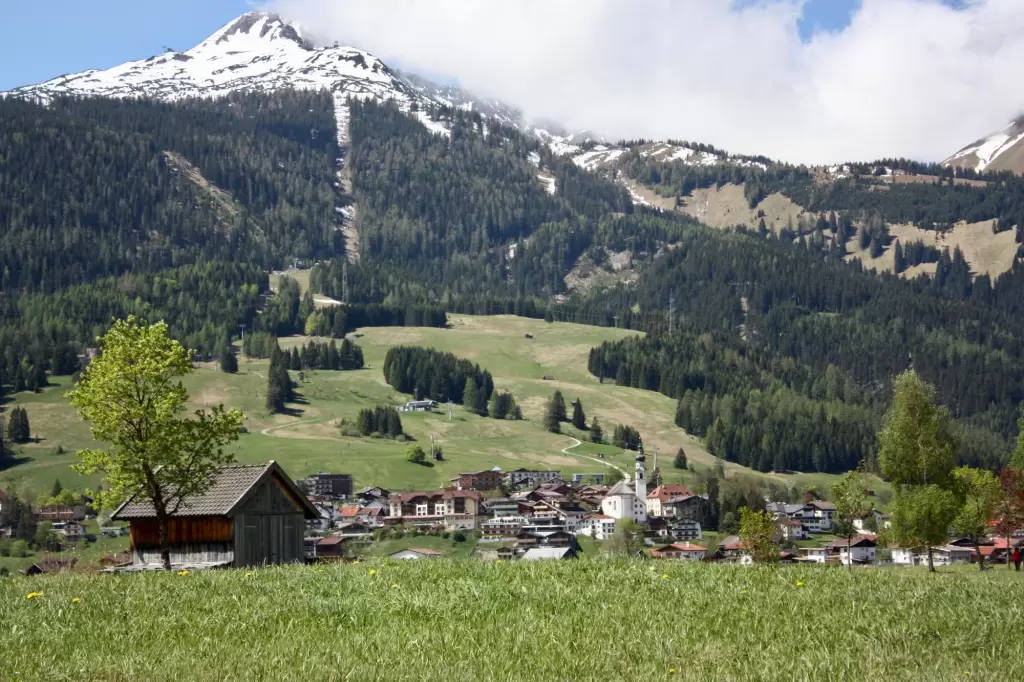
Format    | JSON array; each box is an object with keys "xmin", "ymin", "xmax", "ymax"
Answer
[
  {"xmin": 0, "ymin": 315, "xmax": 889, "ymax": 501},
  {"xmin": 2, "ymin": 560, "xmax": 1022, "ymax": 681}
]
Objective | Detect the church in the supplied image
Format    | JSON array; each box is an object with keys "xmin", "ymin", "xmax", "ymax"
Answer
[{"xmin": 600, "ymin": 442, "xmax": 648, "ymax": 523}]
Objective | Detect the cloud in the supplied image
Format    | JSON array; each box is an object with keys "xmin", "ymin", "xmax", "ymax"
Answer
[{"xmin": 264, "ymin": 0, "xmax": 1024, "ymax": 164}]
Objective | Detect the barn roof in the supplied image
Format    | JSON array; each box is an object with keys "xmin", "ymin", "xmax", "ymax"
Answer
[{"xmin": 111, "ymin": 461, "xmax": 318, "ymax": 520}]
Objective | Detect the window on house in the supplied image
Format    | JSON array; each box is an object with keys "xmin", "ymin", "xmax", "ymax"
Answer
[{"xmin": 415, "ymin": 503, "xmax": 428, "ymax": 516}]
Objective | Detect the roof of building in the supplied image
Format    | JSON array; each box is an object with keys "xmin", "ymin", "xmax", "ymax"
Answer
[
  {"xmin": 807, "ymin": 500, "xmax": 837, "ymax": 511},
  {"xmin": 829, "ymin": 536, "xmax": 877, "ymax": 549},
  {"xmin": 315, "ymin": 536, "xmax": 346, "ymax": 546},
  {"xmin": 389, "ymin": 489, "xmax": 483, "ymax": 503},
  {"xmin": 339, "ymin": 505, "xmax": 360, "ymax": 517},
  {"xmin": 392, "ymin": 547, "xmax": 444, "ymax": 557},
  {"xmin": 605, "ymin": 480, "xmax": 635, "ymax": 497},
  {"xmin": 647, "ymin": 484, "xmax": 694, "ymax": 501},
  {"xmin": 654, "ymin": 542, "xmax": 706, "ymax": 553},
  {"xmin": 522, "ymin": 547, "xmax": 574, "ymax": 560},
  {"xmin": 111, "ymin": 461, "xmax": 318, "ymax": 520},
  {"xmin": 779, "ymin": 519, "xmax": 805, "ymax": 527}
]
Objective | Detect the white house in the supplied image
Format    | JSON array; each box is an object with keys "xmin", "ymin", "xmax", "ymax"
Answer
[
  {"xmin": 892, "ymin": 545, "xmax": 924, "ymax": 566},
  {"xmin": 51, "ymin": 521, "xmax": 86, "ymax": 541},
  {"xmin": 506, "ymin": 469, "xmax": 563, "ymax": 488},
  {"xmin": 778, "ymin": 519, "xmax": 810, "ymax": 542},
  {"xmin": 933, "ymin": 545, "xmax": 974, "ymax": 566},
  {"xmin": 832, "ymin": 536, "xmax": 877, "ymax": 566},
  {"xmin": 600, "ymin": 452, "xmax": 648, "ymax": 523},
  {"xmin": 652, "ymin": 542, "xmax": 706, "ymax": 561},
  {"xmin": 577, "ymin": 514, "xmax": 617, "ymax": 540},
  {"xmin": 797, "ymin": 546, "xmax": 829, "ymax": 564},
  {"xmin": 765, "ymin": 500, "xmax": 837, "ymax": 533}
]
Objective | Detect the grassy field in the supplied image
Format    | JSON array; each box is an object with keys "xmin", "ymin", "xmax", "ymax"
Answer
[
  {"xmin": 0, "ymin": 314, "xmax": 884, "ymax": 503},
  {"xmin": 2, "ymin": 560, "xmax": 1022, "ymax": 680}
]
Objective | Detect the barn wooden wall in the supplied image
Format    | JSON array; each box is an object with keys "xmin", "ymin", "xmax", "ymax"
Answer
[{"xmin": 129, "ymin": 517, "xmax": 234, "ymax": 549}]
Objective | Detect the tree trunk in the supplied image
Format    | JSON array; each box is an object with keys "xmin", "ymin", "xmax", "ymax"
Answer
[
  {"xmin": 158, "ymin": 512, "xmax": 172, "ymax": 572},
  {"xmin": 1007, "ymin": 533, "xmax": 1013, "ymax": 571},
  {"xmin": 927, "ymin": 544, "xmax": 935, "ymax": 573},
  {"xmin": 974, "ymin": 538, "xmax": 984, "ymax": 571}
]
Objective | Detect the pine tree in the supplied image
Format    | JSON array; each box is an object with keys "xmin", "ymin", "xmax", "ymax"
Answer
[
  {"xmin": 544, "ymin": 394, "xmax": 562, "ymax": 434},
  {"xmin": 590, "ymin": 417, "xmax": 603, "ymax": 444},
  {"xmin": 893, "ymin": 240, "xmax": 906, "ymax": 274},
  {"xmin": 463, "ymin": 377, "xmax": 481, "ymax": 416},
  {"xmin": 674, "ymin": 447, "xmax": 688, "ymax": 470},
  {"xmin": 552, "ymin": 391, "xmax": 567, "ymax": 422},
  {"xmin": 220, "ymin": 347, "xmax": 238, "ymax": 373},
  {"xmin": 51, "ymin": 479, "xmax": 63, "ymax": 497},
  {"xmin": 289, "ymin": 347, "xmax": 302, "ymax": 371},
  {"xmin": 571, "ymin": 398, "xmax": 586, "ymax": 430}
]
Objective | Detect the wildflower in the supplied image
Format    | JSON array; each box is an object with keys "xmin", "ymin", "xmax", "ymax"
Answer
[
  {"xmin": 353, "ymin": 560, "xmax": 360, "ymax": 564},
  {"xmin": 25, "ymin": 592, "xmax": 43, "ymax": 600},
  {"xmin": 391, "ymin": 584, "xmax": 399, "ymax": 589},
  {"xmin": 669, "ymin": 667, "xmax": 677, "ymax": 674},
  {"xmin": 795, "ymin": 581, "xmax": 805, "ymax": 588},
  {"xmin": 368, "ymin": 569, "xmax": 376, "ymax": 575},
  {"xmin": 662, "ymin": 574, "xmax": 670, "ymax": 579},
  {"xmin": 496, "ymin": 560, "xmax": 504, "ymax": 564},
  {"xmin": 246, "ymin": 572, "xmax": 253, "ymax": 578},
  {"xmin": 72, "ymin": 597, "xmax": 81, "ymax": 604},
  {"xmin": 177, "ymin": 569, "xmax": 190, "ymax": 576}
]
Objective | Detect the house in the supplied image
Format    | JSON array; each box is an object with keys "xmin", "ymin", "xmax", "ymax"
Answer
[
  {"xmin": 506, "ymin": 469, "xmax": 563, "ymax": 488},
  {"xmin": 22, "ymin": 557, "xmax": 77, "ymax": 576},
  {"xmin": 765, "ymin": 500, "xmax": 836, "ymax": 533},
  {"xmin": 388, "ymin": 489, "xmax": 484, "ymax": 529},
  {"xmin": 404, "ymin": 400, "xmax": 437, "ymax": 412},
  {"xmin": 522, "ymin": 546, "xmax": 576, "ymax": 561},
  {"xmin": 572, "ymin": 473, "xmax": 606, "ymax": 485},
  {"xmin": 308, "ymin": 503, "xmax": 340, "ymax": 532},
  {"xmin": 310, "ymin": 536, "xmax": 349, "ymax": 558},
  {"xmin": 52, "ymin": 521, "xmax": 87, "ymax": 541},
  {"xmin": 38, "ymin": 504, "xmax": 87, "ymax": 522},
  {"xmin": 651, "ymin": 542, "xmax": 706, "ymax": 561},
  {"xmin": 296, "ymin": 473, "xmax": 353, "ymax": 499},
  {"xmin": 455, "ymin": 468, "xmax": 506, "ymax": 491},
  {"xmin": 484, "ymin": 498, "xmax": 536, "ymax": 518},
  {"xmin": 335, "ymin": 522, "xmax": 373, "ymax": 538},
  {"xmin": 830, "ymin": 535, "xmax": 877, "ymax": 566},
  {"xmin": 891, "ymin": 544, "xmax": 925, "ymax": 566},
  {"xmin": 577, "ymin": 514, "xmax": 618, "ymax": 540},
  {"xmin": 778, "ymin": 519, "xmax": 810, "ymax": 542},
  {"xmin": 101, "ymin": 526, "xmax": 129, "ymax": 538},
  {"xmin": 646, "ymin": 484, "xmax": 696, "ymax": 518},
  {"xmin": 667, "ymin": 519, "xmax": 703, "ymax": 541},
  {"xmin": 110, "ymin": 461, "xmax": 318, "ymax": 570},
  {"xmin": 355, "ymin": 487, "xmax": 390, "ymax": 504},
  {"xmin": 532, "ymin": 500, "xmax": 587, "ymax": 532},
  {"xmin": 481, "ymin": 515, "xmax": 528, "ymax": 540},
  {"xmin": 853, "ymin": 510, "xmax": 892, "ymax": 533},
  {"xmin": 390, "ymin": 547, "xmax": 444, "ymax": 560},
  {"xmin": 797, "ymin": 546, "xmax": 830, "ymax": 564},
  {"xmin": 515, "ymin": 529, "xmax": 576, "ymax": 550},
  {"xmin": 717, "ymin": 536, "xmax": 749, "ymax": 561},
  {"xmin": 933, "ymin": 545, "xmax": 975, "ymax": 566}
]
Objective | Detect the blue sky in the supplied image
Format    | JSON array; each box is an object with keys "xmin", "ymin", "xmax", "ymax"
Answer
[{"xmin": 1, "ymin": 0, "xmax": 870, "ymax": 91}]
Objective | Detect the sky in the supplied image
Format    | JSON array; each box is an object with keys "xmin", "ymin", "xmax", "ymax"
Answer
[{"xmin": 2, "ymin": 0, "xmax": 1020, "ymax": 164}]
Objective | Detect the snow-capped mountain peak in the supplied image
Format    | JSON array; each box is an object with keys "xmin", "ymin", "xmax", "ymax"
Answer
[{"xmin": 942, "ymin": 115, "xmax": 1024, "ymax": 175}]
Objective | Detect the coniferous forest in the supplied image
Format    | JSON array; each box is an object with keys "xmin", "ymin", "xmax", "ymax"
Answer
[{"xmin": 3, "ymin": 89, "xmax": 1024, "ymax": 474}]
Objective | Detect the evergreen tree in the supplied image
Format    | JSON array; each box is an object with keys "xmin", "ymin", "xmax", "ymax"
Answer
[
  {"xmin": 552, "ymin": 391, "xmax": 567, "ymax": 422},
  {"xmin": 674, "ymin": 447, "xmax": 688, "ymax": 470},
  {"xmin": 220, "ymin": 347, "xmax": 238, "ymax": 373},
  {"xmin": 590, "ymin": 417, "xmax": 603, "ymax": 444},
  {"xmin": 51, "ymin": 479, "xmax": 63, "ymax": 497},
  {"xmin": 893, "ymin": 240, "xmax": 906, "ymax": 274},
  {"xmin": 544, "ymin": 394, "xmax": 562, "ymax": 434},
  {"xmin": 463, "ymin": 377, "xmax": 482, "ymax": 416},
  {"xmin": 356, "ymin": 409, "xmax": 375, "ymax": 437},
  {"xmin": 571, "ymin": 398, "xmax": 587, "ymax": 430}
]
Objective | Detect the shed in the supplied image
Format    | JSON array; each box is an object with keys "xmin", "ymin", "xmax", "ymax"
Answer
[
  {"xmin": 110, "ymin": 461, "xmax": 318, "ymax": 570},
  {"xmin": 22, "ymin": 557, "xmax": 77, "ymax": 576},
  {"xmin": 522, "ymin": 546, "xmax": 576, "ymax": 561},
  {"xmin": 390, "ymin": 548, "xmax": 444, "ymax": 560}
]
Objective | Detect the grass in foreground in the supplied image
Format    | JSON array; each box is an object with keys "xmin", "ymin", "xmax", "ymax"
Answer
[{"xmin": 2, "ymin": 561, "xmax": 1023, "ymax": 681}]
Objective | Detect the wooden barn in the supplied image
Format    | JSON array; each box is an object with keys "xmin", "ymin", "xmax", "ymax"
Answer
[{"xmin": 110, "ymin": 461, "xmax": 318, "ymax": 571}]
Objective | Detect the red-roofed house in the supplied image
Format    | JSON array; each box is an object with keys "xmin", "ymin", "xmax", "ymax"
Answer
[
  {"xmin": 455, "ymin": 469, "xmax": 505, "ymax": 491},
  {"xmin": 388, "ymin": 490, "xmax": 484, "ymax": 530},
  {"xmin": 652, "ymin": 542, "xmax": 706, "ymax": 561},
  {"xmin": 646, "ymin": 484, "xmax": 697, "ymax": 519}
]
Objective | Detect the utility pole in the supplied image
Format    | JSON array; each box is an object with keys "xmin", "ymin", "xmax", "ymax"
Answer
[
  {"xmin": 448, "ymin": 401, "xmax": 453, "ymax": 420},
  {"xmin": 240, "ymin": 323, "xmax": 247, "ymax": 342}
]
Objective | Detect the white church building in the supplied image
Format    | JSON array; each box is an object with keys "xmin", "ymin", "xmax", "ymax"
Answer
[{"xmin": 599, "ymin": 444, "xmax": 648, "ymax": 524}]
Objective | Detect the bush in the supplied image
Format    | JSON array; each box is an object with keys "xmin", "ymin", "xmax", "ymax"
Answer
[
  {"xmin": 406, "ymin": 444, "xmax": 427, "ymax": 464},
  {"xmin": 441, "ymin": 530, "xmax": 451, "ymax": 539},
  {"xmin": 10, "ymin": 540, "xmax": 30, "ymax": 558},
  {"xmin": 0, "ymin": 566, "xmax": 8, "ymax": 578},
  {"xmin": 395, "ymin": 433, "xmax": 408, "ymax": 442},
  {"xmin": 0, "ymin": 538, "xmax": 10, "ymax": 557},
  {"xmin": 452, "ymin": 530, "xmax": 467, "ymax": 543},
  {"xmin": 55, "ymin": 445, "xmax": 66, "ymax": 455}
]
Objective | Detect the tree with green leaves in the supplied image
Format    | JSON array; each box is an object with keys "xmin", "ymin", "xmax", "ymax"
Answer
[
  {"xmin": 607, "ymin": 518, "xmax": 645, "ymax": 556},
  {"xmin": 831, "ymin": 470, "xmax": 869, "ymax": 570},
  {"xmin": 406, "ymin": 444, "xmax": 426, "ymax": 465},
  {"xmin": 68, "ymin": 317, "xmax": 245, "ymax": 571},
  {"xmin": 1012, "ymin": 406, "xmax": 1024, "ymax": 470},
  {"xmin": 590, "ymin": 418, "xmax": 603, "ymax": 444},
  {"xmin": 878, "ymin": 370, "xmax": 959, "ymax": 572},
  {"xmin": 739, "ymin": 507, "xmax": 778, "ymax": 563},
  {"xmin": 544, "ymin": 393, "xmax": 562, "ymax": 434},
  {"xmin": 674, "ymin": 447, "xmax": 688, "ymax": 470},
  {"xmin": 994, "ymin": 468, "xmax": 1024, "ymax": 570},
  {"xmin": 571, "ymin": 398, "xmax": 587, "ymax": 430},
  {"xmin": 51, "ymin": 479, "xmax": 63, "ymax": 497},
  {"xmin": 220, "ymin": 347, "xmax": 238, "ymax": 374},
  {"xmin": 463, "ymin": 377, "xmax": 482, "ymax": 416},
  {"xmin": 952, "ymin": 467, "xmax": 1002, "ymax": 570}
]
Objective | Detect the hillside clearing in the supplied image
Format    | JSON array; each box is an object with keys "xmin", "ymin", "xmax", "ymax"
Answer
[{"xmin": 2, "ymin": 561, "xmax": 1022, "ymax": 681}]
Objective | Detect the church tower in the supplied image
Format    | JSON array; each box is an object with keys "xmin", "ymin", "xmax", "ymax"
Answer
[{"xmin": 634, "ymin": 439, "xmax": 647, "ymax": 504}]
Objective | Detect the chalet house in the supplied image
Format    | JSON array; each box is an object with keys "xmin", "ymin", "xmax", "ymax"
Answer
[
  {"xmin": 390, "ymin": 547, "xmax": 443, "ymax": 560},
  {"xmin": 388, "ymin": 489, "xmax": 483, "ymax": 530},
  {"xmin": 853, "ymin": 510, "xmax": 892, "ymax": 533},
  {"xmin": 716, "ymin": 536, "xmax": 749, "ymax": 561},
  {"xmin": 577, "ymin": 514, "xmax": 617, "ymax": 540},
  {"xmin": 355, "ymin": 487, "xmax": 390, "ymax": 504},
  {"xmin": 797, "ymin": 546, "xmax": 829, "ymax": 564},
  {"xmin": 522, "ymin": 546, "xmax": 576, "ymax": 561},
  {"xmin": 335, "ymin": 521, "xmax": 373, "ymax": 537},
  {"xmin": 515, "ymin": 529, "xmax": 576, "ymax": 553},
  {"xmin": 933, "ymin": 545, "xmax": 975, "ymax": 566},
  {"xmin": 830, "ymin": 535, "xmax": 877, "ymax": 566},
  {"xmin": 778, "ymin": 519, "xmax": 810, "ymax": 542},
  {"xmin": 891, "ymin": 544, "xmax": 926, "ymax": 566},
  {"xmin": 22, "ymin": 557, "xmax": 77, "ymax": 576},
  {"xmin": 38, "ymin": 504, "xmax": 87, "ymax": 522},
  {"xmin": 52, "ymin": 521, "xmax": 86, "ymax": 541},
  {"xmin": 455, "ymin": 469, "xmax": 506, "ymax": 491},
  {"xmin": 532, "ymin": 500, "xmax": 586, "ymax": 531},
  {"xmin": 296, "ymin": 472, "xmax": 353, "ymax": 499},
  {"xmin": 110, "ymin": 461, "xmax": 318, "ymax": 570},
  {"xmin": 667, "ymin": 519, "xmax": 702, "ymax": 541},
  {"xmin": 484, "ymin": 498, "xmax": 536, "ymax": 518},
  {"xmin": 506, "ymin": 469, "xmax": 563, "ymax": 488},
  {"xmin": 309, "ymin": 536, "xmax": 348, "ymax": 558},
  {"xmin": 765, "ymin": 501, "xmax": 836, "ymax": 533},
  {"xmin": 403, "ymin": 400, "xmax": 438, "ymax": 412},
  {"xmin": 340, "ymin": 503, "xmax": 386, "ymax": 527},
  {"xmin": 652, "ymin": 542, "xmax": 706, "ymax": 561},
  {"xmin": 646, "ymin": 484, "xmax": 696, "ymax": 518}
]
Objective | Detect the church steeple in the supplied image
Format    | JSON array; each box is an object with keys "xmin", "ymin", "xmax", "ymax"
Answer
[{"xmin": 634, "ymin": 439, "xmax": 647, "ymax": 504}]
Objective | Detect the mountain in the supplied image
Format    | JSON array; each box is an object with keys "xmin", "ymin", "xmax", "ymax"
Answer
[{"xmin": 942, "ymin": 115, "xmax": 1024, "ymax": 174}]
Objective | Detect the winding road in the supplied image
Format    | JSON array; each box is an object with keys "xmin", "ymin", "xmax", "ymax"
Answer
[
  {"xmin": 560, "ymin": 437, "xmax": 628, "ymax": 477},
  {"xmin": 260, "ymin": 417, "xmax": 325, "ymax": 437}
]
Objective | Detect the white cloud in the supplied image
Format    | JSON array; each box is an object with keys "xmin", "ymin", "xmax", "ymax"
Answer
[{"xmin": 264, "ymin": 0, "xmax": 1024, "ymax": 164}]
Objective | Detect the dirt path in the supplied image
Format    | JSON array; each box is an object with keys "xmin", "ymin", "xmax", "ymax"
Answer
[
  {"xmin": 560, "ymin": 437, "xmax": 628, "ymax": 477},
  {"xmin": 260, "ymin": 417, "xmax": 325, "ymax": 437}
]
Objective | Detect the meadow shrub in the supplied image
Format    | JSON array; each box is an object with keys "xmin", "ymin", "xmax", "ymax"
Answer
[{"xmin": 452, "ymin": 531, "xmax": 467, "ymax": 543}]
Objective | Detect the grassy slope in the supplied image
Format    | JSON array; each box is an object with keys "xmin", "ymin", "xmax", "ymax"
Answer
[
  {"xmin": 2, "ymin": 561, "xmax": 1023, "ymax": 680},
  {"xmin": 0, "ymin": 314, "xmax": 884, "ymax": 501}
]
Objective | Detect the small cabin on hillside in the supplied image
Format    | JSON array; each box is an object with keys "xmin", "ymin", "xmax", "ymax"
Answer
[{"xmin": 110, "ymin": 461, "xmax": 318, "ymax": 571}]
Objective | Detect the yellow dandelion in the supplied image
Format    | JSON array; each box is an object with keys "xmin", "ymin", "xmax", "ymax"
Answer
[
  {"xmin": 669, "ymin": 667, "xmax": 677, "ymax": 674},
  {"xmin": 662, "ymin": 574, "xmax": 670, "ymax": 579},
  {"xmin": 177, "ymin": 569, "xmax": 190, "ymax": 576},
  {"xmin": 391, "ymin": 583, "xmax": 399, "ymax": 589},
  {"xmin": 496, "ymin": 560, "xmax": 504, "ymax": 564},
  {"xmin": 353, "ymin": 560, "xmax": 360, "ymax": 564},
  {"xmin": 246, "ymin": 572, "xmax": 253, "ymax": 578},
  {"xmin": 795, "ymin": 581, "xmax": 805, "ymax": 588},
  {"xmin": 368, "ymin": 569, "xmax": 376, "ymax": 575},
  {"xmin": 72, "ymin": 597, "xmax": 81, "ymax": 604},
  {"xmin": 25, "ymin": 591, "xmax": 43, "ymax": 600}
]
